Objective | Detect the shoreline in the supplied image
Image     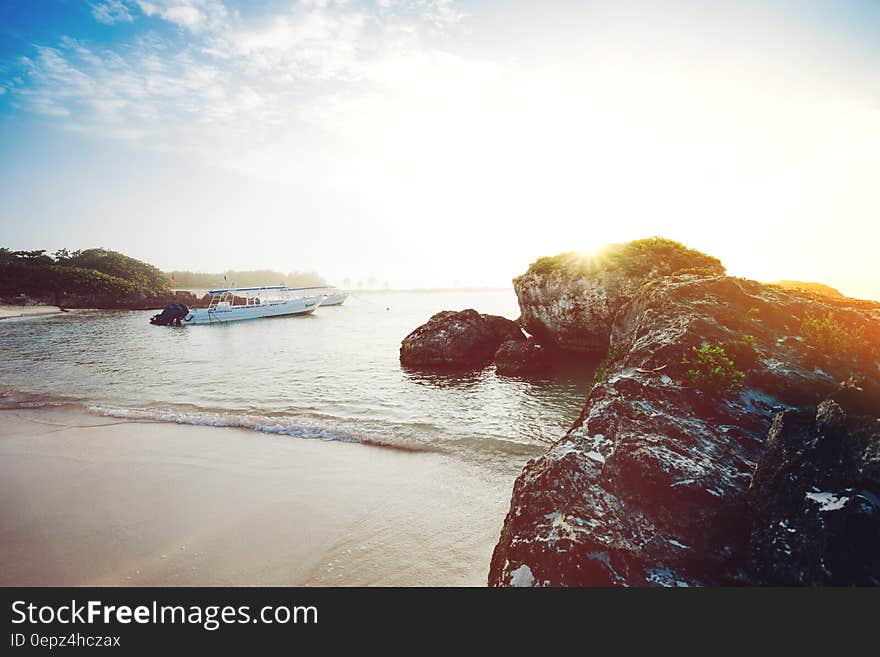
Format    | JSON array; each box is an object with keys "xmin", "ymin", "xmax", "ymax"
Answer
[
  {"xmin": 0, "ymin": 407, "xmax": 513, "ymax": 586},
  {"xmin": 0, "ymin": 304, "xmax": 67, "ymax": 320}
]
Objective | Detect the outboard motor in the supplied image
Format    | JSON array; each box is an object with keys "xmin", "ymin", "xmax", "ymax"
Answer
[{"xmin": 150, "ymin": 303, "xmax": 190, "ymax": 326}]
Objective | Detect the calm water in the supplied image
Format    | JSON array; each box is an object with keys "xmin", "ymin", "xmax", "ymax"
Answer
[{"xmin": 0, "ymin": 290, "xmax": 595, "ymax": 469}]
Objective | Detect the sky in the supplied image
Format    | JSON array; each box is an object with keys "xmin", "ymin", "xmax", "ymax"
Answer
[{"xmin": 0, "ymin": 0, "xmax": 879, "ymax": 296}]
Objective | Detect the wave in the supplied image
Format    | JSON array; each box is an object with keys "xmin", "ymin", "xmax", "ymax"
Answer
[
  {"xmin": 0, "ymin": 386, "xmax": 546, "ymax": 460},
  {"xmin": 0, "ymin": 386, "xmax": 440, "ymax": 452},
  {"xmin": 88, "ymin": 403, "xmax": 417, "ymax": 448}
]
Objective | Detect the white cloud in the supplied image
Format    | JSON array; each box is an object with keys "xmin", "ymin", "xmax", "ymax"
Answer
[
  {"xmin": 11, "ymin": 0, "xmax": 469, "ymax": 149},
  {"xmin": 111, "ymin": 0, "xmax": 231, "ymax": 32},
  {"xmin": 91, "ymin": 0, "xmax": 135, "ymax": 25},
  {"xmin": 225, "ymin": 7, "xmax": 370, "ymax": 80}
]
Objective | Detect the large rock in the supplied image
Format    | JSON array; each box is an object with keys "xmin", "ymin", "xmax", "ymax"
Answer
[
  {"xmin": 490, "ymin": 272, "xmax": 880, "ymax": 587},
  {"xmin": 513, "ymin": 238, "xmax": 726, "ymax": 353},
  {"xmin": 494, "ymin": 340, "xmax": 551, "ymax": 376},
  {"xmin": 748, "ymin": 380, "xmax": 880, "ymax": 585},
  {"xmin": 400, "ymin": 309, "xmax": 524, "ymax": 369}
]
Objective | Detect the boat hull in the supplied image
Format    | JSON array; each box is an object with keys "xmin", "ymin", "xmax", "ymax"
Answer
[
  {"xmin": 320, "ymin": 292, "xmax": 348, "ymax": 306},
  {"xmin": 181, "ymin": 296, "xmax": 322, "ymax": 325}
]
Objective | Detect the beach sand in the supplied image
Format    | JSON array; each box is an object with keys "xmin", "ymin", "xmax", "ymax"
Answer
[
  {"xmin": 0, "ymin": 304, "xmax": 65, "ymax": 320},
  {"xmin": 0, "ymin": 408, "xmax": 515, "ymax": 586}
]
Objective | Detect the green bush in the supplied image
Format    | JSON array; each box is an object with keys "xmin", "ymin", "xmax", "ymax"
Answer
[
  {"xmin": 0, "ymin": 247, "xmax": 163, "ymax": 299},
  {"xmin": 746, "ymin": 307, "xmax": 761, "ymax": 320},
  {"xmin": 0, "ymin": 262, "xmax": 136, "ymax": 298},
  {"xmin": 60, "ymin": 248, "xmax": 169, "ymax": 293},
  {"xmin": 682, "ymin": 343, "xmax": 745, "ymax": 394},
  {"xmin": 801, "ymin": 312, "xmax": 867, "ymax": 355},
  {"xmin": 522, "ymin": 237, "xmax": 726, "ymax": 281}
]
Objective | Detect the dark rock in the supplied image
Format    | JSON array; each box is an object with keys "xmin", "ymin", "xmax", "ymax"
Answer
[
  {"xmin": 749, "ymin": 384, "xmax": 880, "ymax": 586},
  {"xmin": 494, "ymin": 340, "xmax": 551, "ymax": 376},
  {"xmin": 400, "ymin": 309, "xmax": 524, "ymax": 369},
  {"xmin": 490, "ymin": 273, "xmax": 880, "ymax": 587}
]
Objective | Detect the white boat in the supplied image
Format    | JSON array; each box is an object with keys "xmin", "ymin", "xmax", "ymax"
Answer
[
  {"xmin": 282, "ymin": 285, "xmax": 348, "ymax": 307},
  {"xmin": 150, "ymin": 286, "xmax": 322, "ymax": 326},
  {"xmin": 320, "ymin": 288, "xmax": 349, "ymax": 306}
]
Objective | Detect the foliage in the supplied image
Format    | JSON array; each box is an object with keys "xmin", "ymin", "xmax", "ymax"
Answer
[
  {"xmin": 167, "ymin": 269, "xmax": 326, "ymax": 289},
  {"xmin": 0, "ymin": 247, "xmax": 164, "ymax": 299},
  {"xmin": 60, "ymin": 248, "xmax": 169, "ymax": 293},
  {"xmin": 522, "ymin": 237, "xmax": 726, "ymax": 281},
  {"xmin": 746, "ymin": 307, "xmax": 761, "ymax": 320},
  {"xmin": 801, "ymin": 312, "xmax": 867, "ymax": 355},
  {"xmin": 682, "ymin": 343, "xmax": 745, "ymax": 394},
  {"xmin": 670, "ymin": 266, "xmax": 724, "ymax": 277},
  {"xmin": 0, "ymin": 261, "xmax": 136, "ymax": 298}
]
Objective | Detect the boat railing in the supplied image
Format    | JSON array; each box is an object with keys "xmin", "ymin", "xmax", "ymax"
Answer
[{"xmin": 203, "ymin": 285, "xmax": 338, "ymax": 311}]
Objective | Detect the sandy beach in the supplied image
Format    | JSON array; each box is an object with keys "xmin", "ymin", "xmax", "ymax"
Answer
[
  {"xmin": 0, "ymin": 408, "xmax": 515, "ymax": 586},
  {"xmin": 0, "ymin": 304, "xmax": 66, "ymax": 320}
]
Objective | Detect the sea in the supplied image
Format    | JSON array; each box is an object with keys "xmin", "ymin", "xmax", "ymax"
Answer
[{"xmin": 0, "ymin": 289, "xmax": 596, "ymax": 472}]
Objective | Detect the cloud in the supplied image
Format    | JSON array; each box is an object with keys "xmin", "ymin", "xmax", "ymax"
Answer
[
  {"xmin": 224, "ymin": 6, "xmax": 370, "ymax": 81},
  {"xmin": 5, "ymin": 0, "xmax": 502, "ymax": 191},
  {"xmin": 134, "ymin": 1, "xmax": 229, "ymax": 32},
  {"xmin": 91, "ymin": 0, "xmax": 135, "ymax": 25},
  {"xmin": 89, "ymin": 0, "xmax": 231, "ymax": 32},
  {"xmin": 9, "ymin": 1, "xmax": 469, "ymax": 140}
]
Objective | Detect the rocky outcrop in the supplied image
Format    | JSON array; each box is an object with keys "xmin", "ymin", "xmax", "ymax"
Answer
[
  {"xmin": 513, "ymin": 238, "xmax": 726, "ymax": 353},
  {"xmin": 494, "ymin": 340, "xmax": 551, "ymax": 376},
  {"xmin": 400, "ymin": 309, "xmax": 524, "ymax": 369},
  {"xmin": 490, "ymin": 270, "xmax": 880, "ymax": 586},
  {"xmin": 749, "ymin": 380, "xmax": 880, "ymax": 585}
]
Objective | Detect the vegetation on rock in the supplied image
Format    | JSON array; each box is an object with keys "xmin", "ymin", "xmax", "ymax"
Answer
[
  {"xmin": 801, "ymin": 311, "xmax": 868, "ymax": 355},
  {"xmin": 682, "ymin": 343, "xmax": 746, "ymax": 394},
  {"xmin": 519, "ymin": 237, "xmax": 726, "ymax": 282}
]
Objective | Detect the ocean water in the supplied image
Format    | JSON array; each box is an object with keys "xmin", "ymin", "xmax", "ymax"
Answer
[{"xmin": 0, "ymin": 290, "xmax": 596, "ymax": 469}]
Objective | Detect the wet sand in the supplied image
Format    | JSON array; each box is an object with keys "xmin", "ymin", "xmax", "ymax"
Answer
[
  {"xmin": 0, "ymin": 408, "xmax": 514, "ymax": 586},
  {"xmin": 0, "ymin": 304, "xmax": 65, "ymax": 320}
]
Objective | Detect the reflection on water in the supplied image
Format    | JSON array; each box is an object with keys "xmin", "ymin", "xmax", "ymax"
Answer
[
  {"xmin": 401, "ymin": 368, "xmax": 486, "ymax": 389},
  {"xmin": 0, "ymin": 290, "xmax": 596, "ymax": 467}
]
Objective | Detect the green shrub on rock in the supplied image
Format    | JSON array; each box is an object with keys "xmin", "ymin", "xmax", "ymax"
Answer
[
  {"xmin": 683, "ymin": 343, "xmax": 745, "ymax": 394},
  {"xmin": 801, "ymin": 312, "xmax": 867, "ymax": 355},
  {"xmin": 520, "ymin": 237, "xmax": 726, "ymax": 282}
]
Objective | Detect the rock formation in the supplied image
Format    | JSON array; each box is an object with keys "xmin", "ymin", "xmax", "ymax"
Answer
[
  {"xmin": 513, "ymin": 238, "xmax": 725, "ymax": 353},
  {"xmin": 490, "ymin": 242, "xmax": 880, "ymax": 586},
  {"xmin": 494, "ymin": 340, "xmax": 551, "ymax": 376},
  {"xmin": 400, "ymin": 309, "xmax": 524, "ymax": 369},
  {"xmin": 749, "ymin": 379, "xmax": 880, "ymax": 586}
]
